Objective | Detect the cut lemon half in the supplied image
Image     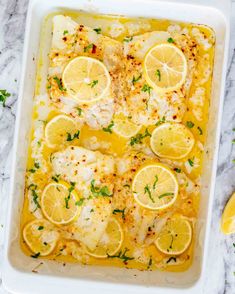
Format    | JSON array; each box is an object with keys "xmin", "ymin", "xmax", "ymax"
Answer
[
  {"xmin": 154, "ymin": 217, "xmax": 192, "ymax": 255},
  {"xmin": 23, "ymin": 219, "xmax": 59, "ymax": 256},
  {"xmin": 143, "ymin": 43, "xmax": 187, "ymax": 93},
  {"xmin": 86, "ymin": 217, "xmax": 123, "ymax": 258},
  {"xmin": 45, "ymin": 114, "xmax": 80, "ymax": 148},
  {"xmin": 132, "ymin": 163, "xmax": 178, "ymax": 210},
  {"xmin": 221, "ymin": 192, "xmax": 235, "ymax": 234},
  {"xmin": 113, "ymin": 115, "xmax": 141, "ymax": 138},
  {"xmin": 41, "ymin": 181, "xmax": 81, "ymax": 225},
  {"xmin": 62, "ymin": 56, "xmax": 111, "ymax": 103},
  {"xmin": 150, "ymin": 123, "xmax": 195, "ymax": 159}
]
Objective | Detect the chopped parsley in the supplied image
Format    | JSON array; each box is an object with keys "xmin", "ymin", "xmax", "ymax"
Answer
[
  {"xmin": 144, "ymin": 184, "xmax": 155, "ymax": 203},
  {"xmin": 77, "ymin": 107, "xmax": 82, "ymax": 116},
  {"xmin": 188, "ymin": 158, "xmax": 194, "ymax": 167},
  {"xmin": 130, "ymin": 128, "xmax": 151, "ymax": 146},
  {"xmin": 107, "ymin": 248, "xmax": 134, "ymax": 263},
  {"xmin": 0, "ymin": 89, "xmax": 10, "ymax": 107},
  {"xmin": 166, "ymin": 256, "xmax": 177, "ymax": 263},
  {"xmin": 31, "ymin": 252, "xmax": 40, "ymax": 259},
  {"xmin": 28, "ymin": 184, "xmax": 41, "ymax": 210},
  {"xmin": 90, "ymin": 179, "xmax": 113, "ymax": 197},
  {"xmin": 52, "ymin": 174, "xmax": 60, "ymax": 183},
  {"xmin": 123, "ymin": 36, "xmax": 133, "ymax": 42},
  {"xmin": 93, "ymin": 28, "xmax": 102, "ymax": 34},
  {"xmin": 155, "ymin": 116, "xmax": 166, "ymax": 126},
  {"xmin": 89, "ymin": 80, "xmax": 98, "ymax": 88},
  {"xmin": 197, "ymin": 126, "xmax": 203, "ymax": 135},
  {"xmin": 66, "ymin": 130, "xmax": 80, "ymax": 141},
  {"xmin": 156, "ymin": 69, "xmax": 161, "ymax": 81},
  {"xmin": 141, "ymin": 84, "xmax": 152, "ymax": 95},
  {"xmin": 28, "ymin": 162, "xmax": 40, "ymax": 173},
  {"xmin": 102, "ymin": 121, "xmax": 114, "ymax": 134},
  {"xmin": 132, "ymin": 74, "xmax": 142, "ymax": 85},
  {"xmin": 174, "ymin": 168, "xmax": 181, "ymax": 173},
  {"xmin": 84, "ymin": 43, "xmax": 94, "ymax": 52},
  {"xmin": 65, "ymin": 182, "xmax": 75, "ymax": 209},
  {"xmin": 167, "ymin": 37, "xmax": 175, "ymax": 43},
  {"xmin": 147, "ymin": 256, "xmax": 153, "ymax": 269},
  {"xmin": 186, "ymin": 121, "xmax": 194, "ymax": 128},
  {"xmin": 153, "ymin": 175, "xmax": 158, "ymax": 190},
  {"xmin": 75, "ymin": 198, "xmax": 84, "ymax": 206},
  {"xmin": 158, "ymin": 192, "xmax": 174, "ymax": 199},
  {"xmin": 63, "ymin": 30, "xmax": 68, "ymax": 35},
  {"xmin": 113, "ymin": 208, "xmax": 125, "ymax": 219},
  {"xmin": 38, "ymin": 226, "xmax": 44, "ymax": 230},
  {"xmin": 53, "ymin": 76, "xmax": 66, "ymax": 91}
]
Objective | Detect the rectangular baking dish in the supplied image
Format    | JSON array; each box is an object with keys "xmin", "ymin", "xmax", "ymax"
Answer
[{"xmin": 2, "ymin": 0, "xmax": 231, "ymax": 293}]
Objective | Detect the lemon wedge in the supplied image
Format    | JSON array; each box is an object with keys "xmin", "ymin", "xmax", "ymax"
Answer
[
  {"xmin": 154, "ymin": 217, "xmax": 192, "ymax": 255},
  {"xmin": 45, "ymin": 114, "xmax": 80, "ymax": 148},
  {"xmin": 150, "ymin": 123, "xmax": 195, "ymax": 159},
  {"xmin": 41, "ymin": 181, "xmax": 81, "ymax": 225},
  {"xmin": 23, "ymin": 219, "xmax": 59, "ymax": 256},
  {"xmin": 62, "ymin": 56, "xmax": 111, "ymax": 103},
  {"xmin": 221, "ymin": 192, "xmax": 235, "ymax": 234},
  {"xmin": 132, "ymin": 163, "xmax": 178, "ymax": 210},
  {"xmin": 143, "ymin": 43, "xmax": 187, "ymax": 93},
  {"xmin": 86, "ymin": 217, "xmax": 123, "ymax": 258},
  {"xmin": 112, "ymin": 114, "xmax": 141, "ymax": 138}
]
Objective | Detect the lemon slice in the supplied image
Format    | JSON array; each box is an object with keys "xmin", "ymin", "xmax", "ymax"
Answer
[
  {"xmin": 23, "ymin": 219, "xmax": 59, "ymax": 256},
  {"xmin": 150, "ymin": 123, "xmax": 195, "ymax": 159},
  {"xmin": 154, "ymin": 217, "xmax": 192, "ymax": 255},
  {"xmin": 62, "ymin": 56, "xmax": 111, "ymax": 103},
  {"xmin": 143, "ymin": 43, "xmax": 187, "ymax": 93},
  {"xmin": 113, "ymin": 115, "xmax": 141, "ymax": 138},
  {"xmin": 132, "ymin": 163, "xmax": 178, "ymax": 210},
  {"xmin": 45, "ymin": 115, "xmax": 80, "ymax": 148},
  {"xmin": 86, "ymin": 217, "xmax": 123, "ymax": 258},
  {"xmin": 41, "ymin": 181, "xmax": 81, "ymax": 225},
  {"xmin": 221, "ymin": 192, "xmax": 235, "ymax": 234}
]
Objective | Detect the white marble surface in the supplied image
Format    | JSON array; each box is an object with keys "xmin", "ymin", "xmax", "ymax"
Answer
[{"xmin": 0, "ymin": 0, "xmax": 235, "ymax": 293}]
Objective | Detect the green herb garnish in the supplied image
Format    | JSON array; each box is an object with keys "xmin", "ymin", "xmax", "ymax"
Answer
[
  {"xmin": 167, "ymin": 37, "xmax": 175, "ymax": 43},
  {"xmin": 52, "ymin": 174, "xmax": 60, "ymax": 183},
  {"xmin": 107, "ymin": 248, "xmax": 134, "ymax": 263},
  {"xmin": 132, "ymin": 74, "xmax": 142, "ymax": 85},
  {"xmin": 75, "ymin": 198, "xmax": 84, "ymax": 206},
  {"xmin": 53, "ymin": 76, "xmax": 66, "ymax": 91},
  {"xmin": 174, "ymin": 168, "xmax": 181, "ymax": 173},
  {"xmin": 197, "ymin": 126, "xmax": 203, "ymax": 135},
  {"xmin": 28, "ymin": 184, "xmax": 41, "ymax": 210},
  {"xmin": 90, "ymin": 179, "xmax": 113, "ymax": 197},
  {"xmin": 188, "ymin": 158, "xmax": 194, "ymax": 167},
  {"xmin": 153, "ymin": 175, "xmax": 158, "ymax": 190},
  {"xmin": 93, "ymin": 28, "xmax": 102, "ymax": 34},
  {"xmin": 31, "ymin": 252, "xmax": 40, "ymax": 259},
  {"xmin": 84, "ymin": 43, "xmax": 94, "ymax": 52},
  {"xmin": 77, "ymin": 107, "xmax": 82, "ymax": 116},
  {"xmin": 89, "ymin": 80, "xmax": 98, "ymax": 88},
  {"xmin": 158, "ymin": 192, "xmax": 174, "ymax": 199},
  {"xmin": 123, "ymin": 36, "xmax": 133, "ymax": 42},
  {"xmin": 0, "ymin": 89, "xmax": 10, "ymax": 107},
  {"xmin": 38, "ymin": 226, "xmax": 44, "ymax": 231},
  {"xmin": 147, "ymin": 256, "xmax": 153, "ymax": 269},
  {"xmin": 144, "ymin": 184, "xmax": 155, "ymax": 203},
  {"xmin": 65, "ymin": 182, "xmax": 75, "ymax": 209},
  {"xmin": 130, "ymin": 128, "xmax": 151, "ymax": 146},
  {"xmin": 186, "ymin": 121, "xmax": 194, "ymax": 128},
  {"xmin": 141, "ymin": 84, "xmax": 152, "ymax": 95},
  {"xmin": 102, "ymin": 121, "xmax": 114, "ymax": 134},
  {"xmin": 113, "ymin": 208, "xmax": 125, "ymax": 219},
  {"xmin": 155, "ymin": 116, "xmax": 166, "ymax": 126},
  {"xmin": 166, "ymin": 256, "xmax": 177, "ymax": 263},
  {"xmin": 63, "ymin": 30, "xmax": 68, "ymax": 35},
  {"xmin": 156, "ymin": 69, "xmax": 161, "ymax": 81},
  {"xmin": 66, "ymin": 130, "xmax": 80, "ymax": 141}
]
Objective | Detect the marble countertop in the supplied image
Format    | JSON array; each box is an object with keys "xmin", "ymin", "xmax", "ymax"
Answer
[{"xmin": 0, "ymin": 0, "xmax": 235, "ymax": 293}]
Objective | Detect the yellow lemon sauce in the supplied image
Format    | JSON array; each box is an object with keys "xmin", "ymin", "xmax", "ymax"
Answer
[{"xmin": 20, "ymin": 11, "xmax": 215, "ymax": 272}]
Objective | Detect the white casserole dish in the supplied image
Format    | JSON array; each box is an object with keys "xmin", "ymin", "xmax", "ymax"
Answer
[{"xmin": 2, "ymin": 0, "xmax": 231, "ymax": 293}]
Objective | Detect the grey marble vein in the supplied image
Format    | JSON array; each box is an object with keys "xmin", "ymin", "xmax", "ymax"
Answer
[{"xmin": 0, "ymin": 0, "xmax": 235, "ymax": 293}]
